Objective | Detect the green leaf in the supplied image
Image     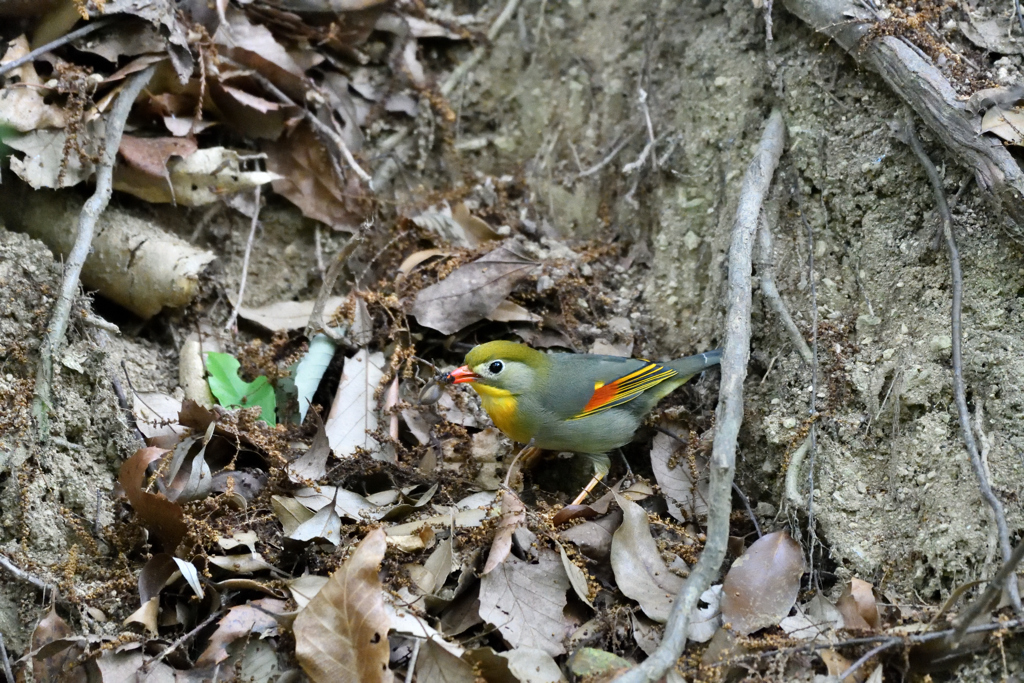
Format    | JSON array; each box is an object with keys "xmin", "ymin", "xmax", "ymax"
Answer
[{"xmin": 205, "ymin": 352, "xmax": 277, "ymax": 426}]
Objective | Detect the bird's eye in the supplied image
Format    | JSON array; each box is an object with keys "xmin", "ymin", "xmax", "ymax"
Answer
[{"xmin": 488, "ymin": 360, "xmax": 504, "ymax": 374}]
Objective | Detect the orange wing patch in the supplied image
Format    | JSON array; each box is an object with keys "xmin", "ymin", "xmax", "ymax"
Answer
[{"xmin": 569, "ymin": 362, "xmax": 678, "ymax": 420}]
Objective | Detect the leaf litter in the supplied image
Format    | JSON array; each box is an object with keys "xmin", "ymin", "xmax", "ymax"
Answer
[{"xmin": 3, "ymin": 0, "xmax": 1006, "ymax": 679}]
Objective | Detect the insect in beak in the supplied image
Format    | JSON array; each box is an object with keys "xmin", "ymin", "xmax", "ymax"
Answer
[{"xmin": 439, "ymin": 365, "xmax": 479, "ymax": 385}]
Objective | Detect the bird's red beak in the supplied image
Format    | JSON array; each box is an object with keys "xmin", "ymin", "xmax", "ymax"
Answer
[{"xmin": 443, "ymin": 365, "xmax": 479, "ymax": 384}]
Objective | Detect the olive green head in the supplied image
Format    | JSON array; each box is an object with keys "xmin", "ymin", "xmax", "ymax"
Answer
[{"xmin": 458, "ymin": 340, "xmax": 549, "ymax": 395}]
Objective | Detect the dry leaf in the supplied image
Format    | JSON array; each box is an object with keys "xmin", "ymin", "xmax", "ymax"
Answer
[
  {"xmin": 982, "ymin": 105, "xmax": 1024, "ymax": 145},
  {"xmin": 452, "ymin": 202, "xmax": 502, "ymax": 244},
  {"xmin": 408, "ymin": 536, "xmax": 454, "ymax": 596},
  {"xmin": 415, "ymin": 638, "xmax": 477, "ymax": 683},
  {"xmin": 8, "ymin": 120, "xmax": 104, "ymax": 189},
  {"xmin": 288, "ymin": 412, "xmax": 331, "ymax": 482},
  {"xmin": 720, "ymin": 530, "xmax": 805, "ymax": 635},
  {"xmin": 288, "ymin": 492, "xmax": 343, "ymax": 546},
  {"xmin": 265, "ymin": 121, "xmax": 366, "ymax": 231},
  {"xmin": 609, "ymin": 492, "xmax": 682, "ymax": 623},
  {"xmin": 398, "ymin": 249, "xmax": 447, "ymax": 277},
  {"xmin": 560, "ymin": 509, "xmax": 622, "ymax": 561},
  {"xmin": 196, "ymin": 599, "xmax": 287, "ymax": 667},
  {"xmin": 409, "ymin": 245, "xmax": 538, "ymax": 334},
  {"xmin": 503, "ymin": 647, "xmax": 568, "ymax": 683},
  {"xmin": 133, "ymin": 391, "xmax": 185, "ymax": 442},
  {"xmin": 112, "ymin": 146, "xmax": 280, "ymax": 205},
  {"xmin": 478, "ymin": 548, "xmax": 570, "ymax": 656},
  {"xmin": 289, "ymin": 574, "xmax": 330, "ymax": 610},
  {"xmin": 557, "ymin": 542, "xmax": 593, "ymax": 608},
  {"xmin": 325, "ymin": 349, "xmax": 387, "ymax": 460},
  {"xmin": 487, "ymin": 299, "xmax": 542, "ymax": 324},
  {"xmin": 94, "ymin": 649, "xmax": 176, "ymax": 682},
  {"xmin": 836, "ymin": 578, "xmax": 880, "ymax": 632},
  {"xmin": 31, "ymin": 607, "xmax": 85, "ymax": 683},
  {"xmin": 119, "ymin": 447, "xmax": 186, "ymax": 553},
  {"xmin": 272, "ymin": 495, "xmax": 315, "ymax": 535},
  {"xmin": 123, "ymin": 598, "xmax": 160, "ymax": 636},
  {"xmin": 482, "ymin": 491, "xmax": 526, "ymax": 575},
  {"xmin": 119, "ymin": 134, "xmax": 197, "ymax": 177},
  {"xmin": 294, "ymin": 528, "xmax": 392, "ymax": 683},
  {"xmin": 0, "ymin": 36, "xmax": 66, "ymax": 131},
  {"xmin": 649, "ymin": 432, "xmax": 708, "ymax": 521},
  {"xmin": 237, "ymin": 296, "xmax": 346, "ymax": 332}
]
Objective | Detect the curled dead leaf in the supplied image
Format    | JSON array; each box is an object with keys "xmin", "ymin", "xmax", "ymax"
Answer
[
  {"xmin": 720, "ymin": 530, "xmax": 805, "ymax": 636},
  {"xmin": 294, "ymin": 528, "xmax": 392, "ymax": 683}
]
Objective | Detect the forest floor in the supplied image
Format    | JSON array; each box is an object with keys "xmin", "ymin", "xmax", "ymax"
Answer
[{"xmin": 0, "ymin": 0, "xmax": 1023, "ymax": 681}]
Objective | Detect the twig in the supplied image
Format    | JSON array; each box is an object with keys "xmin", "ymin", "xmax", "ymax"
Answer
[
  {"xmin": 1016, "ymin": 0, "xmax": 1024, "ymax": 37},
  {"xmin": 953, "ymin": 540, "xmax": 1024, "ymax": 641},
  {"xmin": 306, "ymin": 236, "xmax": 364, "ymax": 343},
  {"xmin": 440, "ymin": 0, "xmax": 522, "ymax": 96},
  {"xmin": 654, "ymin": 427, "xmax": 761, "ymax": 537},
  {"xmin": 896, "ymin": 118, "xmax": 1022, "ymax": 614},
  {"xmin": 0, "ymin": 553, "xmax": 57, "ymax": 595},
  {"xmin": 0, "ymin": 632, "xmax": 13, "ymax": 683},
  {"xmin": 623, "ymin": 89, "xmax": 656, "ymax": 175},
  {"xmin": 784, "ymin": 435, "xmax": 813, "ymax": 506},
  {"xmin": 0, "ymin": 18, "xmax": 115, "ymax": 78},
  {"xmin": 111, "ymin": 375, "xmax": 146, "ymax": 444},
  {"xmin": 836, "ymin": 640, "xmax": 897, "ymax": 682},
  {"xmin": 143, "ymin": 610, "xmax": 222, "ymax": 673},
  {"xmin": 221, "ymin": 58, "xmax": 371, "ymax": 185},
  {"xmin": 613, "ymin": 109, "xmax": 786, "ymax": 683},
  {"xmin": 731, "ymin": 482, "xmax": 762, "ymax": 538},
  {"xmin": 790, "ymin": 172, "xmax": 822, "ymax": 592},
  {"xmin": 577, "ymin": 132, "xmax": 638, "ymax": 179},
  {"xmin": 685, "ymin": 617, "xmax": 1024, "ymax": 676},
  {"xmin": 224, "ymin": 186, "xmax": 262, "ymax": 332},
  {"xmin": 31, "ymin": 65, "xmax": 155, "ymax": 441},
  {"xmin": 756, "ymin": 212, "xmax": 813, "ymax": 363}
]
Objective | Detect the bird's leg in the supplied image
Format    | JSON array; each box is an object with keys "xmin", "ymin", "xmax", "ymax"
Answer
[
  {"xmin": 570, "ymin": 472, "xmax": 606, "ymax": 506},
  {"xmin": 570, "ymin": 453, "xmax": 611, "ymax": 506}
]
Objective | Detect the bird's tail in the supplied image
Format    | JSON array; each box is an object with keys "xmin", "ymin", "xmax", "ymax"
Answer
[{"xmin": 666, "ymin": 349, "xmax": 722, "ymax": 379}]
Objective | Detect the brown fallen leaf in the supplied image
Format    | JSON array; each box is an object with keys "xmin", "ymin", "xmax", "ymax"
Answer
[
  {"xmin": 649, "ymin": 431, "xmax": 709, "ymax": 521},
  {"xmin": 0, "ymin": 36, "xmax": 66, "ymax": 132},
  {"xmin": 560, "ymin": 509, "xmax": 622, "ymax": 561},
  {"xmin": 294, "ymin": 528, "xmax": 392, "ymax": 683},
  {"xmin": 482, "ymin": 491, "xmax": 526, "ymax": 575},
  {"xmin": 720, "ymin": 530, "xmax": 805, "ymax": 635},
  {"xmin": 609, "ymin": 492, "xmax": 682, "ymax": 623},
  {"xmin": 196, "ymin": 598, "xmax": 287, "ymax": 667},
  {"xmin": 478, "ymin": 548, "xmax": 570, "ymax": 656},
  {"xmin": 409, "ymin": 244, "xmax": 538, "ymax": 335},
  {"xmin": 119, "ymin": 447, "xmax": 186, "ymax": 553},
  {"xmin": 820, "ymin": 648, "xmax": 869, "ymax": 683},
  {"xmin": 836, "ymin": 577, "xmax": 880, "ymax": 632},
  {"xmin": 119, "ymin": 134, "xmax": 197, "ymax": 178},
  {"xmin": 287, "ymin": 410, "xmax": 332, "ymax": 483},
  {"xmin": 31, "ymin": 607, "xmax": 86, "ymax": 683},
  {"xmin": 264, "ymin": 120, "xmax": 366, "ymax": 231},
  {"xmin": 415, "ymin": 638, "xmax": 477, "ymax": 683}
]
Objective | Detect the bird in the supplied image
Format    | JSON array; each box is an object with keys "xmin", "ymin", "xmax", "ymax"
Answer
[{"xmin": 440, "ymin": 340, "xmax": 721, "ymax": 504}]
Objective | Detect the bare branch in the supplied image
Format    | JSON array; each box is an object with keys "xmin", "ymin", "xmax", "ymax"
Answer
[
  {"xmin": 0, "ymin": 18, "xmax": 115, "ymax": 78},
  {"xmin": 895, "ymin": 117, "xmax": 1022, "ymax": 614},
  {"xmin": 32, "ymin": 65, "xmax": 156, "ymax": 441},
  {"xmin": 613, "ymin": 108, "xmax": 786, "ymax": 683},
  {"xmin": 224, "ymin": 187, "xmax": 262, "ymax": 332}
]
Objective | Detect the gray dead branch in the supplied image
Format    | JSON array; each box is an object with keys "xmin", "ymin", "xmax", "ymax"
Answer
[
  {"xmin": 613, "ymin": 108, "xmax": 786, "ymax": 683},
  {"xmin": 783, "ymin": 0, "xmax": 1024, "ymax": 240}
]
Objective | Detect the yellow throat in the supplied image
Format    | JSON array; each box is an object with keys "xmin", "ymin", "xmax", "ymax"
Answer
[{"xmin": 469, "ymin": 384, "xmax": 531, "ymax": 444}]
